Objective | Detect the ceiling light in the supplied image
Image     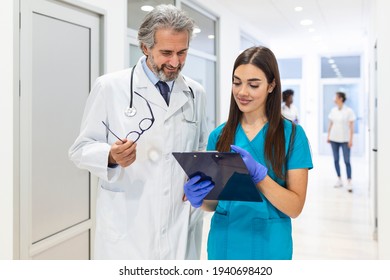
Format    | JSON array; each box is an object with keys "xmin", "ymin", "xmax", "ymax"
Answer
[
  {"xmin": 141, "ymin": 5, "xmax": 154, "ymax": 12},
  {"xmin": 328, "ymin": 59, "xmax": 335, "ymax": 64},
  {"xmin": 295, "ymin": 6, "xmax": 303, "ymax": 12},
  {"xmin": 300, "ymin": 19, "xmax": 313, "ymax": 26},
  {"xmin": 208, "ymin": 35, "xmax": 215, "ymax": 39},
  {"xmin": 194, "ymin": 27, "xmax": 201, "ymax": 34}
]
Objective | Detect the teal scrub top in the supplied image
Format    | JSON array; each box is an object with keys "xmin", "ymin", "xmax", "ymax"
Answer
[{"xmin": 206, "ymin": 120, "xmax": 313, "ymax": 260}]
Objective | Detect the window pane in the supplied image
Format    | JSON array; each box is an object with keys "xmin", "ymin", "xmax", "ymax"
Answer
[
  {"xmin": 129, "ymin": 44, "xmax": 143, "ymax": 66},
  {"xmin": 182, "ymin": 54, "xmax": 216, "ymax": 130},
  {"xmin": 278, "ymin": 58, "xmax": 302, "ymax": 79},
  {"xmin": 321, "ymin": 56, "xmax": 360, "ymax": 78},
  {"xmin": 182, "ymin": 3, "xmax": 216, "ymax": 55},
  {"xmin": 127, "ymin": 0, "xmax": 175, "ymax": 30}
]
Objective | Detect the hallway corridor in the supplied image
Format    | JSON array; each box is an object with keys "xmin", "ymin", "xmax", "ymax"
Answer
[
  {"xmin": 292, "ymin": 154, "xmax": 377, "ymax": 259},
  {"xmin": 200, "ymin": 154, "xmax": 378, "ymax": 260}
]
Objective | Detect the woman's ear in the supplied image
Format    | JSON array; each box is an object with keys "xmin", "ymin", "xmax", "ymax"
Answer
[{"xmin": 268, "ymin": 80, "xmax": 276, "ymax": 93}]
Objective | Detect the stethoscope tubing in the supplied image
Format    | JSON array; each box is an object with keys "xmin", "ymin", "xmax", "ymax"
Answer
[
  {"xmin": 126, "ymin": 64, "xmax": 195, "ymax": 118},
  {"xmin": 129, "ymin": 65, "xmax": 136, "ymax": 110}
]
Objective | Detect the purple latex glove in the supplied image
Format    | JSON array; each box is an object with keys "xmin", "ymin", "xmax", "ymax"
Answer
[
  {"xmin": 231, "ymin": 145, "xmax": 268, "ymax": 184},
  {"xmin": 184, "ymin": 175, "xmax": 214, "ymax": 208}
]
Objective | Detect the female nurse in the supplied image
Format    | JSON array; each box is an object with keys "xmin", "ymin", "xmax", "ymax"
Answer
[{"xmin": 184, "ymin": 46, "xmax": 313, "ymax": 259}]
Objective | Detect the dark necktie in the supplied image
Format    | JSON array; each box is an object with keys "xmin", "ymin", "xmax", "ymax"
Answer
[{"xmin": 156, "ymin": 81, "xmax": 170, "ymax": 105}]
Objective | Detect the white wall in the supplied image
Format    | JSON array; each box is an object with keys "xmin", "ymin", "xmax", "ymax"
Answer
[
  {"xmin": 300, "ymin": 51, "xmax": 320, "ymax": 153},
  {"xmin": 375, "ymin": 0, "xmax": 390, "ymax": 259},
  {"xmin": 78, "ymin": 0, "xmax": 127, "ymax": 73},
  {"xmin": 0, "ymin": 0, "xmax": 19, "ymax": 260}
]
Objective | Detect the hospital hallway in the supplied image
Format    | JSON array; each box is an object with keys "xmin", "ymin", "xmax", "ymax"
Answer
[{"xmin": 200, "ymin": 153, "xmax": 378, "ymax": 260}]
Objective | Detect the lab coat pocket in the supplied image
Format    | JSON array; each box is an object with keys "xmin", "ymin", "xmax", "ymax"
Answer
[
  {"xmin": 181, "ymin": 121, "xmax": 198, "ymax": 150},
  {"xmin": 252, "ymin": 217, "xmax": 292, "ymax": 259},
  {"xmin": 207, "ymin": 207, "xmax": 228, "ymax": 259},
  {"xmin": 97, "ymin": 186, "xmax": 127, "ymax": 241}
]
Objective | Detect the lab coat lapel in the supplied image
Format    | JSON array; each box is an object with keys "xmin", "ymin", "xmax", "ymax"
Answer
[{"xmin": 164, "ymin": 76, "xmax": 190, "ymax": 120}]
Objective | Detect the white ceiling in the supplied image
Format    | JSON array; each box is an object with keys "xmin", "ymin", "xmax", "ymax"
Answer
[{"xmin": 218, "ymin": 0, "xmax": 370, "ymax": 56}]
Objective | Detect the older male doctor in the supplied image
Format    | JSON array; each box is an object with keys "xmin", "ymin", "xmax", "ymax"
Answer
[{"xmin": 69, "ymin": 4, "xmax": 208, "ymax": 259}]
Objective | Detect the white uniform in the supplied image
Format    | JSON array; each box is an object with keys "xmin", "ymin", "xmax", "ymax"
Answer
[
  {"xmin": 328, "ymin": 105, "xmax": 356, "ymax": 142},
  {"xmin": 69, "ymin": 57, "xmax": 208, "ymax": 259},
  {"xmin": 282, "ymin": 103, "xmax": 299, "ymax": 123}
]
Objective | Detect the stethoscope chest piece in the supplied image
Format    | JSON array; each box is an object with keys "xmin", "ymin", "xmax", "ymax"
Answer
[{"xmin": 124, "ymin": 106, "xmax": 137, "ymax": 117}]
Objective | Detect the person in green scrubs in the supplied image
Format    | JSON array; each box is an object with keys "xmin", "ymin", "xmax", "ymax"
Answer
[{"xmin": 184, "ymin": 46, "xmax": 313, "ymax": 259}]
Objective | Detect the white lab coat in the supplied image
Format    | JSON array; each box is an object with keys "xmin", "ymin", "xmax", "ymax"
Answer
[{"xmin": 69, "ymin": 57, "xmax": 208, "ymax": 259}]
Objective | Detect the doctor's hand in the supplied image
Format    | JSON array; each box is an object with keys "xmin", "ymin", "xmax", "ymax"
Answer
[
  {"xmin": 183, "ymin": 175, "xmax": 214, "ymax": 208},
  {"xmin": 109, "ymin": 139, "xmax": 137, "ymax": 168},
  {"xmin": 230, "ymin": 145, "xmax": 268, "ymax": 184}
]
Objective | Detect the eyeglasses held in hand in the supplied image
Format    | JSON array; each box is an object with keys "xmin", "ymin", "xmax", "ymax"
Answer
[{"xmin": 102, "ymin": 92, "xmax": 155, "ymax": 144}]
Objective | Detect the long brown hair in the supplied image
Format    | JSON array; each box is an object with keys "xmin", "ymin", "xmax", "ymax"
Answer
[{"xmin": 216, "ymin": 46, "xmax": 286, "ymax": 179}]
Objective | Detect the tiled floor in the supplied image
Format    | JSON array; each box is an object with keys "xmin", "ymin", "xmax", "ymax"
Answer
[{"xmin": 200, "ymin": 153, "xmax": 378, "ymax": 260}]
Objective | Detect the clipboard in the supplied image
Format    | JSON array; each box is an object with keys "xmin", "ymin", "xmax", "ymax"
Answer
[{"xmin": 172, "ymin": 152, "xmax": 262, "ymax": 202}]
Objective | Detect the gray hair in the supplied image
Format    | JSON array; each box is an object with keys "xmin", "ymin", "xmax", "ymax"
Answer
[{"xmin": 138, "ymin": 4, "xmax": 195, "ymax": 50}]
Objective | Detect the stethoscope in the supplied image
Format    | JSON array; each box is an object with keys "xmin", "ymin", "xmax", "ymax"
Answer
[
  {"xmin": 124, "ymin": 65, "xmax": 195, "ymax": 118},
  {"xmin": 124, "ymin": 65, "xmax": 138, "ymax": 117}
]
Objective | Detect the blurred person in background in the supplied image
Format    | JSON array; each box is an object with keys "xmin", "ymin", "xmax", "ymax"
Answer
[
  {"xmin": 282, "ymin": 89, "xmax": 299, "ymax": 124},
  {"xmin": 327, "ymin": 91, "xmax": 356, "ymax": 193}
]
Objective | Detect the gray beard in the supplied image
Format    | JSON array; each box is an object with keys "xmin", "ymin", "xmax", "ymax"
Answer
[{"xmin": 148, "ymin": 55, "xmax": 183, "ymax": 82}]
